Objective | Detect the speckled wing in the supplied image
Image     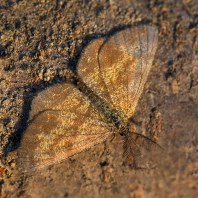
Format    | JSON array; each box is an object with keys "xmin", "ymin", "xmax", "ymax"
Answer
[
  {"xmin": 77, "ymin": 26, "xmax": 158, "ymax": 117},
  {"xmin": 17, "ymin": 83, "xmax": 112, "ymax": 172}
]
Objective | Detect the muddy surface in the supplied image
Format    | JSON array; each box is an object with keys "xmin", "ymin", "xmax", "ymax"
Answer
[{"xmin": 0, "ymin": 0, "xmax": 198, "ymax": 197}]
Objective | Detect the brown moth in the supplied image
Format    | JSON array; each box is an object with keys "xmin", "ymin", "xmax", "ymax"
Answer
[{"xmin": 17, "ymin": 25, "xmax": 159, "ymax": 172}]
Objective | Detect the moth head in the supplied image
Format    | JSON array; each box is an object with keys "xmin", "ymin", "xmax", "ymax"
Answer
[{"xmin": 119, "ymin": 127, "xmax": 129, "ymax": 136}]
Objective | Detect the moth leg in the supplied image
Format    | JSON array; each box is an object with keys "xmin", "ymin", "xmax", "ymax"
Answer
[{"xmin": 100, "ymin": 133, "xmax": 115, "ymax": 158}]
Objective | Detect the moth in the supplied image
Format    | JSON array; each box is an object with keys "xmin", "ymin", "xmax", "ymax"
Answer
[{"xmin": 17, "ymin": 25, "xmax": 159, "ymax": 172}]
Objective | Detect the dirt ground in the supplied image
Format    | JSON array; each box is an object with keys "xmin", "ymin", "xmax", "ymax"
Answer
[{"xmin": 0, "ymin": 0, "xmax": 198, "ymax": 197}]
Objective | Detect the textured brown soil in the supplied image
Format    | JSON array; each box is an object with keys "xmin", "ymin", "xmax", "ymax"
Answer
[{"xmin": 0, "ymin": 0, "xmax": 198, "ymax": 197}]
